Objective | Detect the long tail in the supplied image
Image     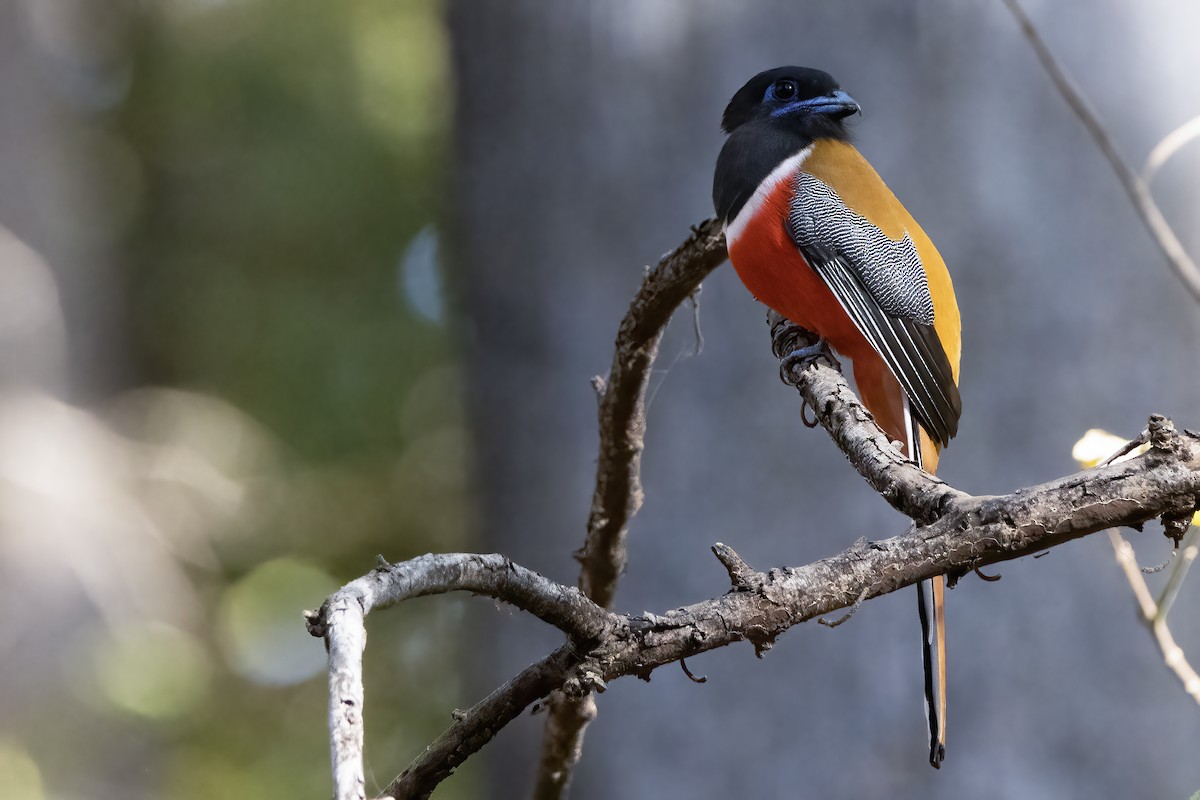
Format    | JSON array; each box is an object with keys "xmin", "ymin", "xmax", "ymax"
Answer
[
  {"xmin": 917, "ymin": 574, "xmax": 947, "ymax": 767},
  {"xmin": 908, "ymin": 406, "xmax": 947, "ymax": 769}
]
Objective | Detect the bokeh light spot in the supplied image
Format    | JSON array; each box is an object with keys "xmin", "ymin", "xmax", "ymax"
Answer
[
  {"xmin": 399, "ymin": 225, "xmax": 443, "ymax": 323},
  {"xmin": 93, "ymin": 622, "xmax": 211, "ymax": 720},
  {"xmin": 349, "ymin": 0, "xmax": 449, "ymax": 144},
  {"xmin": 218, "ymin": 558, "xmax": 337, "ymax": 685},
  {"xmin": 0, "ymin": 741, "xmax": 44, "ymax": 800}
]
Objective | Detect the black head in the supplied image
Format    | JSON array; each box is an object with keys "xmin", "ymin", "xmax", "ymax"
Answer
[
  {"xmin": 713, "ymin": 67, "xmax": 860, "ymax": 224},
  {"xmin": 721, "ymin": 66, "xmax": 859, "ymax": 135}
]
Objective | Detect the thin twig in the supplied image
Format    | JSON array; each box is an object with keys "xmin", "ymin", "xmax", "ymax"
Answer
[
  {"xmin": 1097, "ymin": 431, "xmax": 1150, "ymax": 467},
  {"xmin": 1001, "ymin": 0, "xmax": 1200, "ymax": 302},
  {"xmin": 712, "ymin": 541, "xmax": 760, "ymax": 591},
  {"xmin": 687, "ymin": 285, "xmax": 705, "ymax": 356},
  {"xmin": 1141, "ymin": 115, "xmax": 1200, "ymax": 184},
  {"xmin": 680, "ymin": 658, "xmax": 708, "ymax": 683},
  {"xmin": 1107, "ymin": 529, "xmax": 1200, "ymax": 703},
  {"xmin": 1109, "ymin": 530, "xmax": 1159, "ymax": 620},
  {"xmin": 539, "ymin": 218, "xmax": 727, "ymax": 798},
  {"xmin": 1156, "ymin": 522, "xmax": 1199, "ymax": 623},
  {"xmin": 386, "ymin": 648, "xmax": 580, "ymax": 799},
  {"xmin": 818, "ymin": 588, "xmax": 868, "ymax": 628},
  {"xmin": 577, "ymin": 218, "xmax": 727, "ymax": 606}
]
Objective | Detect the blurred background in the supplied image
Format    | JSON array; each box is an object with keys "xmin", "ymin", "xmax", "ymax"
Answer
[{"xmin": 1, "ymin": 0, "xmax": 1198, "ymax": 798}]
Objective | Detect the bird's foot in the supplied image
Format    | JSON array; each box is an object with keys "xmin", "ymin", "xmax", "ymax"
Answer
[{"xmin": 778, "ymin": 337, "xmax": 840, "ymax": 385}]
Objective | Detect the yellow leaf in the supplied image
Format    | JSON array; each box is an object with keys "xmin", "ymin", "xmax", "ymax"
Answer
[{"xmin": 1072, "ymin": 429, "xmax": 1140, "ymax": 468}]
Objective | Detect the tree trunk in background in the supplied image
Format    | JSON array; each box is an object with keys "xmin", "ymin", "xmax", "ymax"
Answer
[
  {"xmin": 453, "ymin": 1, "xmax": 1200, "ymax": 797},
  {"xmin": 0, "ymin": 0, "xmax": 134, "ymax": 399},
  {"xmin": 0, "ymin": 0, "xmax": 66, "ymax": 394},
  {"xmin": 0, "ymin": 2, "xmax": 145, "ymax": 797}
]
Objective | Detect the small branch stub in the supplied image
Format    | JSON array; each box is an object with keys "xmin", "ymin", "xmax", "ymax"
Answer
[{"xmin": 712, "ymin": 542, "xmax": 759, "ymax": 591}]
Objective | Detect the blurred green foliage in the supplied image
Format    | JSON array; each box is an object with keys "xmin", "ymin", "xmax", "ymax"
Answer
[
  {"xmin": 125, "ymin": 0, "xmax": 449, "ymax": 461},
  {"xmin": 84, "ymin": 0, "xmax": 471, "ymax": 797}
]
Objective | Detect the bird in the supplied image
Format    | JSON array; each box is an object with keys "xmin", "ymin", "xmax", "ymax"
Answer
[{"xmin": 712, "ymin": 66, "xmax": 962, "ymax": 768}]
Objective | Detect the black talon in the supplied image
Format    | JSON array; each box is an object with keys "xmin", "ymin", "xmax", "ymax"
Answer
[
  {"xmin": 800, "ymin": 399, "xmax": 820, "ymax": 428},
  {"xmin": 778, "ymin": 337, "xmax": 840, "ymax": 385}
]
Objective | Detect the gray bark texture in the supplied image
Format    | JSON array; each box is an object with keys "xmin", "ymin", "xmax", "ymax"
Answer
[
  {"xmin": 449, "ymin": 1, "xmax": 1200, "ymax": 798},
  {"xmin": 308, "ymin": 288, "xmax": 1200, "ymax": 796}
]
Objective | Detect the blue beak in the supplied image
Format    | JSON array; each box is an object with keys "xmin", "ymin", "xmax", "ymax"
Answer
[
  {"xmin": 822, "ymin": 90, "xmax": 860, "ymax": 117},
  {"xmin": 773, "ymin": 89, "xmax": 861, "ymax": 119}
]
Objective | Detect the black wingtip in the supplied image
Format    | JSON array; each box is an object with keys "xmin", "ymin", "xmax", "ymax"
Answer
[
  {"xmin": 908, "ymin": 320, "xmax": 961, "ymax": 447},
  {"xmin": 929, "ymin": 742, "xmax": 945, "ymax": 769},
  {"xmin": 797, "ymin": 244, "xmax": 962, "ymax": 449}
]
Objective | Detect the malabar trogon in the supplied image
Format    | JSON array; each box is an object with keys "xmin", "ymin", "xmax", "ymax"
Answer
[{"xmin": 713, "ymin": 66, "xmax": 962, "ymax": 768}]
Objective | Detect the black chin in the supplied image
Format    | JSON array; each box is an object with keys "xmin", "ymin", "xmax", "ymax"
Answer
[
  {"xmin": 712, "ymin": 108, "xmax": 855, "ymax": 225},
  {"xmin": 802, "ymin": 113, "xmax": 853, "ymax": 140}
]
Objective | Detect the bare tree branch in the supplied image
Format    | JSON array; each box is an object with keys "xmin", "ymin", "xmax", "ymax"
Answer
[
  {"xmin": 1001, "ymin": 0, "xmax": 1200, "ymax": 302},
  {"xmin": 769, "ymin": 314, "xmax": 967, "ymax": 524},
  {"xmin": 311, "ymin": 588, "xmax": 368, "ymax": 800},
  {"xmin": 1001, "ymin": 0, "xmax": 1200, "ymax": 715},
  {"xmin": 303, "ymin": 554, "xmax": 612, "ymax": 800},
  {"xmin": 384, "ymin": 647, "xmax": 580, "ymax": 800},
  {"xmin": 308, "ymin": 289, "xmax": 1200, "ymax": 797},
  {"xmin": 577, "ymin": 218, "xmax": 728, "ymax": 605},
  {"xmin": 1142, "ymin": 115, "xmax": 1200, "ymax": 184},
  {"xmin": 306, "ymin": 223, "xmax": 727, "ymax": 800},
  {"xmin": 306, "ymin": 553, "xmax": 611, "ymax": 645},
  {"xmin": 1109, "ymin": 525, "xmax": 1200, "ymax": 703},
  {"xmin": 537, "ymin": 218, "xmax": 728, "ymax": 798},
  {"xmin": 533, "ymin": 694, "xmax": 597, "ymax": 799},
  {"xmin": 1155, "ymin": 523, "xmax": 1199, "ymax": 621},
  {"xmin": 309, "ymin": 14, "xmax": 1200, "ymax": 796},
  {"xmin": 306, "ymin": 9, "xmax": 1200, "ymax": 792},
  {"xmin": 579, "ymin": 415, "xmax": 1199, "ymax": 676}
]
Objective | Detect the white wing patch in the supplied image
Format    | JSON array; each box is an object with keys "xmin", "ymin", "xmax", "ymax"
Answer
[{"xmin": 724, "ymin": 146, "xmax": 813, "ymax": 248}]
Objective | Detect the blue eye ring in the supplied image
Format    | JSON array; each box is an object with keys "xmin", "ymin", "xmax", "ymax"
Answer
[{"xmin": 771, "ymin": 79, "xmax": 798, "ymax": 101}]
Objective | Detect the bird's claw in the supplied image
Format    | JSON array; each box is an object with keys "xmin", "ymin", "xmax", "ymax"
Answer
[{"xmin": 778, "ymin": 337, "xmax": 840, "ymax": 385}]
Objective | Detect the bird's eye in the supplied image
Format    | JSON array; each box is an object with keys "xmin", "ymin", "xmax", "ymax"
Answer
[{"xmin": 773, "ymin": 79, "xmax": 798, "ymax": 101}]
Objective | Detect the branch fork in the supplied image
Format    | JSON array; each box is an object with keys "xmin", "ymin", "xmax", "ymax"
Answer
[{"xmin": 307, "ymin": 223, "xmax": 1200, "ymax": 800}]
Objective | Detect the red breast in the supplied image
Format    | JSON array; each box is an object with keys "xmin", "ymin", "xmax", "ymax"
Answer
[{"xmin": 726, "ymin": 172, "xmax": 879, "ymax": 368}]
